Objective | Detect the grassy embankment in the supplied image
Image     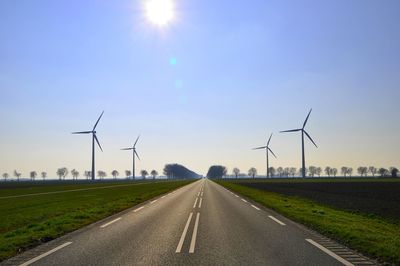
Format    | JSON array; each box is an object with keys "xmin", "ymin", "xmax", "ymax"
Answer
[
  {"xmin": 0, "ymin": 180, "xmax": 194, "ymax": 261},
  {"xmin": 215, "ymin": 179, "xmax": 400, "ymax": 265}
]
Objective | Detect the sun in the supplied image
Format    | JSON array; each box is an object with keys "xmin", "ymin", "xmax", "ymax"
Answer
[{"xmin": 144, "ymin": 0, "xmax": 175, "ymax": 27}]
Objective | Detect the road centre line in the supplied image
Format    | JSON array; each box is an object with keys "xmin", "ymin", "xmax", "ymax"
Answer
[
  {"xmin": 306, "ymin": 239, "xmax": 354, "ymax": 266},
  {"xmin": 176, "ymin": 213, "xmax": 193, "ymax": 253},
  {"xmin": 189, "ymin": 213, "xmax": 200, "ymax": 253},
  {"xmin": 150, "ymin": 199, "xmax": 157, "ymax": 204},
  {"xmin": 19, "ymin": 242, "xmax": 73, "ymax": 266},
  {"xmin": 199, "ymin": 198, "xmax": 203, "ymax": 208},
  {"xmin": 268, "ymin": 215, "xmax": 286, "ymax": 226},
  {"xmin": 201, "ymin": 191, "xmax": 203, "ymax": 197},
  {"xmin": 197, "ymin": 192, "xmax": 200, "ymax": 196},
  {"xmin": 100, "ymin": 217, "xmax": 121, "ymax": 228},
  {"xmin": 133, "ymin": 206, "xmax": 144, "ymax": 213},
  {"xmin": 251, "ymin": 204, "xmax": 260, "ymax": 210},
  {"xmin": 193, "ymin": 197, "xmax": 198, "ymax": 208}
]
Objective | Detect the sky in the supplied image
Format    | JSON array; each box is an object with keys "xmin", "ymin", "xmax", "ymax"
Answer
[{"xmin": 1, "ymin": 0, "xmax": 399, "ymax": 178}]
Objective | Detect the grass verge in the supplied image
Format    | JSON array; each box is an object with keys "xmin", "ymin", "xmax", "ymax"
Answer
[
  {"xmin": 0, "ymin": 180, "xmax": 193, "ymax": 261},
  {"xmin": 215, "ymin": 180, "xmax": 400, "ymax": 265}
]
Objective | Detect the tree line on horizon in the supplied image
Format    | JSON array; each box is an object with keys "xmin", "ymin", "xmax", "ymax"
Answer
[
  {"xmin": 1, "ymin": 163, "xmax": 200, "ymax": 181},
  {"xmin": 206, "ymin": 165, "xmax": 399, "ymax": 179}
]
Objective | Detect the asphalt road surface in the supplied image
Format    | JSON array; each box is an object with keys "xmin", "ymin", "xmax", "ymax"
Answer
[{"xmin": 3, "ymin": 179, "xmax": 375, "ymax": 266}]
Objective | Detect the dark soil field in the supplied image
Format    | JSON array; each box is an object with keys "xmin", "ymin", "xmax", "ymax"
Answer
[{"xmin": 235, "ymin": 179, "xmax": 400, "ymax": 221}]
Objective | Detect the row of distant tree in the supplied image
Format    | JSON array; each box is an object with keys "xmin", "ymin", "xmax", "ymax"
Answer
[
  {"xmin": 207, "ymin": 165, "xmax": 399, "ymax": 178},
  {"xmin": 1, "ymin": 168, "xmax": 159, "ymax": 181},
  {"xmin": 1, "ymin": 163, "xmax": 200, "ymax": 181}
]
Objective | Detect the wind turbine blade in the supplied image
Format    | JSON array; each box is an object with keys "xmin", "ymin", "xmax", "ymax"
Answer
[
  {"xmin": 134, "ymin": 150, "xmax": 140, "ymax": 160},
  {"xmin": 94, "ymin": 134, "xmax": 103, "ymax": 152},
  {"xmin": 252, "ymin": 146, "xmax": 267, "ymax": 150},
  {"xmin": 133, "ymin": 135, "xmax": 140, "ymax": 148},
  {"xmin": 92, "ymin": 111, "xmax": 104, "ymax": 131},
  {"xmin": 121, "ymin": 148, "xmax": 133, "ymax": 150},
  {"xmin": 71, "ymin": 131, "xmax": 92, "ymax": 134},
  {"xmin": 268, "ymin": 147, "xmax": 277, "ymax": 158},
  {"xmin": 267, "ymin": 133, "xmax": 273, "ymax": 146},
  {"xmin": 304, "ymin": 130, "xmax": 318, "ymax": 148},
  {"xmin": 280, "ymin": 129, "xmax": 302, "ymax": 133},
  {"xmin": 303, "ymin": 109, "xmax": 312, "ymax": 129}
]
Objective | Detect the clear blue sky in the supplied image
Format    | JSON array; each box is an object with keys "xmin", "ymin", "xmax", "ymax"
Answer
[{"xmin": 1, "ymin": 0, "xmax": 399, "ymax": 178}]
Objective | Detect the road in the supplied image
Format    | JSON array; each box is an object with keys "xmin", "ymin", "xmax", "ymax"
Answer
[{"xmin": 2, "ymin": 179, "xmax": 374, "ymax": 266}]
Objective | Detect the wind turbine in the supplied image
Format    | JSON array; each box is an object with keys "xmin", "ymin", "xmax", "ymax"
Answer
[
  {"xmin": 253, "ymin": 133, "xmax": 277, "ymax": 178},
  {"xmin": 280, "ymin": 109, "xmax": 317, "ymax": 178},
  {"xmin": 121, "ymin": 135, "xmax": 140, "ymax": 179},
  {"xmin": 72, "ymin": 111, "xmax": 104, "ymax": 181}
]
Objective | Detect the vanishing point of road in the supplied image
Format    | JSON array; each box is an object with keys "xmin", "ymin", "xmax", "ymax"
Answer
[{"xmin": 2, "ymin": 179, "xmax": 375, "ymax": 266}]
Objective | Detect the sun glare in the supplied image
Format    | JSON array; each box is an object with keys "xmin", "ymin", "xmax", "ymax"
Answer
[{"xmin": 144, "ymin": 0, "xmax": 175, "ymax": 27}]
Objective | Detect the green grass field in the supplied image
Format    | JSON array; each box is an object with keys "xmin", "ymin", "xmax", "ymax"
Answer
[
  {"xmin": 215, "ymin": 179, "xmax": 400, "ymax": 265},
  {"xmin": 0, "ymin": 179, "xmax": 194, "ymax": 261}
]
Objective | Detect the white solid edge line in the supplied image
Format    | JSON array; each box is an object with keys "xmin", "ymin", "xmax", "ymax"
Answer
[
  {"xmin": 175, "ymin": 212, "xmax": 193, "ymax": 253},
  {"xmin": 100, "ymin": 217, "xmax": 122, "ymax": 228},
  {"xmin": 133, "ymin": 206, "xmax": 144, "ymax": 212},
  {"xmin": 193, "ymin": 197, "xmax": 198, "ymax": 208},
  {"xmin": 268, "ymin": 215, "xmax": 286, "ymax": 226},
  {"xmin": 150, "ymin": 199, "xmax": 158, "ymax": 204},
  {"xmin": 189, "ymin": 213, "xmax": 200, "ymax": 253},
  {"xmin": 251, "ymin": 204, "xmax": 260, "ymax": 210},
  {"xmin": 199, "ymin": 198, "xmax": 203, "ymax": 208},
  {"xmin": 306, "ymin": 239, "xmax": 354, "ymax": 266},
  {"xmin": 19, "ymin": 242, "xmax": 73, "ymax": 266},
  {"xmin": 241, "ymin": 198, "xmax": 248, "ymax": 203}
]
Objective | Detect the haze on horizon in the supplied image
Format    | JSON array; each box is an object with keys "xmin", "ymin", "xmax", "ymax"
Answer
[{"xmin": 1, "ymin": 0, "xmax": 399, "ymax": 178}]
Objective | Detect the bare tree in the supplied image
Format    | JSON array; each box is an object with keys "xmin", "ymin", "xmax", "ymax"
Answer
[
  {"xmin": 2, "ymin": 173, "xmax": 9, "ymax": 181},
  {"xmin": 140, "ymin": 170, "xmax": 148, "ymax": 179},
  {"xmin": 71, "ymin": 169, "xmax": 79, "ymax": 180},
  {"xmin": 233, "ymin": 168, "xmax": 240, "ymax": 178},
  {"xmin": 331, "ymin": 168, "xmax": 338, "ymax": 177},
  {"xmin": 30, "ymin": 171, "xmax": 37, "ymax": 181},
  {"xmin": 378, "ymin": 168, "xmax": 389, "ymax": 177},
  {"xmin": 150, "ymin": 170, "xmax": 158, "ymax": 179},
  {"xmin": 248, "ymin": 167, "xmax": 257, "ymax": 178},
  {"xmin": 57, "ymin": 168, "xmax": 68, "ymax": 180},
  {"xmin": 341, "ymin": 167, "xmax": 348, "ymax": 177},
  {"xmin": 41, "ymin": 172, "xmax": 47, "ymax": 180},
  {"xmin": 14, "ymin": 170, "xmax": 21, "ymax": 181},
  {"xmin": 357, "ymin": 167, "xmax": 368, "ymax": 177},
  {"xmin": 97, "ymin": 171, "xmax": 106, "ymax": 179},
  {"xmin": 324, "ymin": 167, "xmax": 331, "ymax": 177},
  {"xmin": 125, "ymin": 170, "xmax": 132, "ymax": 178},
  {"xmin": 84, "ymin": 171, "xmax": 91, "ymax": 180},
  {"xmin": 289, "ymin": 167, "xmax": 297, "ymax": 177},
  {"xmin": 283, "ymin": 167, "xmax": 290, "ymax": 177},
  {"xmin": 277, "ymin": 167, "xmax": 283, "ymax": 177},
  {"xmin": 111, "ymin": 170, "xmax": 119, "ymax": 179},
  {"xmin": 269, "ymin": 167, "xmax": 276, "ymax": 177},
  {"xmin": 347, "ymin": 167, "xmax": 353, "ymax": 177},
  {"xmin": 316, "ymin": 167, "xmax": 322, "ymax": 177},
  {"xmin": 390, "ymin": 167, "xmax": 399, "ymax": 178},
  {"xmin": 308, "ymin": 166, "xmax": 317, "ymax": 177},
  {"xmin": 369, "ymin": 166, "xmax": 377, "ymax": 177}
]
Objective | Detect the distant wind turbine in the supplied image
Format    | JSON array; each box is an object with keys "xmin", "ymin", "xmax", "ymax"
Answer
[
  {"xmin": 280, "ymin": 109, "xmax": 317, "ymax": 178},
  {"xmin": 253, "ymin": 133, "xmax": 277, "ymax": 178},
  {"xmin": 72, "ymin": 111, "xmax": 104, "ymax": 181},
  {"xmin": 121, "ymin": 135, "xmax": 140, "ymax": 179}
]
